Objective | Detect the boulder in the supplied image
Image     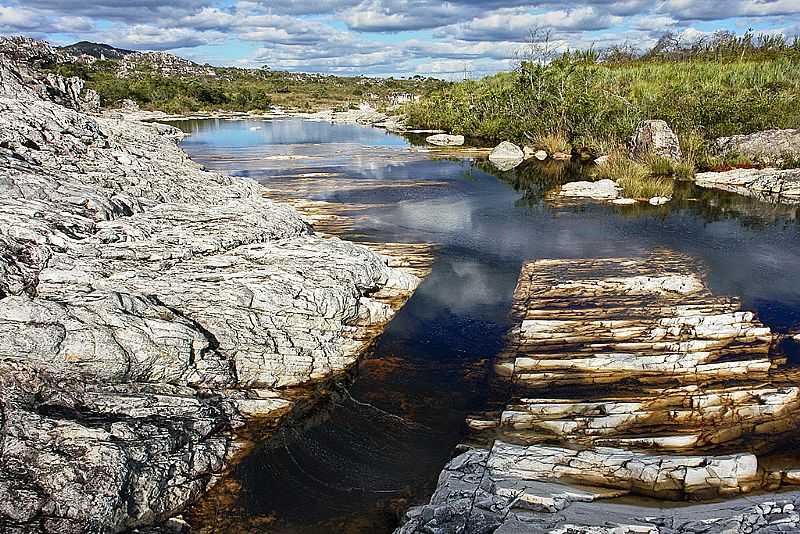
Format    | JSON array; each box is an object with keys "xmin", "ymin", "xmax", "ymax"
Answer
[
  {"xmin": 425, "ymin": 133, "xmax": 464, "ymax": 146},
  {"xmin": 488, "ymin": 141, "xmax": 524, "ymax": 171},
  {"xmin": 558, "ymin": 179, "xmax": 620, "ymax": 200},
  {"xmin": 716, "ymin": 129, "xmax": 800, "ymax": 166},
  {"xmin": 630, "ymin": 120, "xmax": 682, "ymax": 161}
]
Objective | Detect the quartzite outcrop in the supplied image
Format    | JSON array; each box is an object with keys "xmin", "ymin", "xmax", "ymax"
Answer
[
  {"xmin": 398, "ymin": 250, "xmax": 800, "ymax": 533},
  {"xmin": 0, "ymin": 45, "xmax": 421, "ymax": 533}
]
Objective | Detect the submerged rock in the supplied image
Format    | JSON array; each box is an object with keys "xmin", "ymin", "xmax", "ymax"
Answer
[
  {"xmin": 630, "ymin": 120, "xmax": 682, "ymax": 161},
  {"xmin": 425, "ymin": 133, "xmax": 465, "ymax": 146},
  {"xmin": 717, "ymin": 128, "xmax": 800, "ymax": 166},
  {"xmin": 558, "ymin": 179, "xmax": 620, "ymax": 200},
  {"xmin": 695, "ymin": 167, "xmax": 800, "ymax": 204},
  {"xmin": 0, "ymin": 49, "xmax": 421, "ymax": 532},
  {"xmin": 488, "ymin": 141, "xmax": 524, "ymax": 171}
]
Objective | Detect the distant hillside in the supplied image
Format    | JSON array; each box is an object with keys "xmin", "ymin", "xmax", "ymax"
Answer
[
  {"xmin": 61, "ymin": 41, "xmax": 136, "ymax": 60},
  {"xmin": 0, "ymin": 35, "xmax": 448, "ymax": 113}
]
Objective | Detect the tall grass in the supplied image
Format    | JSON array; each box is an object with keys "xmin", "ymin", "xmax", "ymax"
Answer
[{"xmin": 404, "ymin": 36, "xmax": 800, "ymax": 149}]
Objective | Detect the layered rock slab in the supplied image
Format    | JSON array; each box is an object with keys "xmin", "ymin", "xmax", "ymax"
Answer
[
  {"xmin": 696, "ymin": 168, "xmax": 800, "ymax": 205},
  {"xmin": 398, "ymin": 249, "xmax": 800, "ymax": 533},
  {"xmin": 0, "ymin": 52, "xmax": 424, "ymax": 533}
]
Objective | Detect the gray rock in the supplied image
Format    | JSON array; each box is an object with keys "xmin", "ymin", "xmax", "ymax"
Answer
[
  {"xmin": 558, "ymin": 179, "xmax": 620, "ymax": 200},
  {"xmin": 426, "ymin": 134, "xmax": 465, "ymax": 146},
  {"xmin": 489, "ymin": 141, "xmax": 524, "ymax": 171},
  {"xmin": 717, "ymin": 129, "xmax": 800, "ymax": 166},
  {"xmin": 0, "ymin": 48, "xmax": 420, "ymax": 533},
  {"xmin": 630, "ymin": 120, "xmax": 682, "ymax": 161},
  {"xmin": 695, "ymin": 167, "xmax": 800, "ymax": 204},
  {"xmin": 396, "ymin": 446, "xmax": 800, "ymax": 534}
]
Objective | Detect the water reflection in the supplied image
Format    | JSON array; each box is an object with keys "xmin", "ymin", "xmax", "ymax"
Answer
[{"xmin": 173, "ymin": 119, "xmax": 800, "ymax": 532}]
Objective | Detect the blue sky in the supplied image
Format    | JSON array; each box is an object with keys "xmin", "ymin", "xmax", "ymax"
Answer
[{"xmin": 2, "ymin": 0, "xmax": 800, "ymax": 77}]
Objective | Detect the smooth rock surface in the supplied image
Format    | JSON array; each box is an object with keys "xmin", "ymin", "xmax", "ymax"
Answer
[{"xmin": 630, "ymin": 120, "xmax": 682, "ymax": 161}]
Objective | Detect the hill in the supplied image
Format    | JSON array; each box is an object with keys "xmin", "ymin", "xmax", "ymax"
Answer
[{"xmin": 60, "ymin": 41, "xmax": 136, "ymax": 60}]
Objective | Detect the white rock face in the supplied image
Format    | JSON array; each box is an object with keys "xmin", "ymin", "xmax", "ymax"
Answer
[
  {"xmin": 630, "ymin": 120, "xmax": 682, "ymax": 161},
  {"xmin": 488, "ymin": 141, "xmax": 524, "ymax": 171},
  {"xmin": 425, "ymin": 133, "xmax": 464, "ymax": 146},
  {"xmin": 695, "ymin": 167, "xmax": 800, "ymax": 204},
  {"xmin": 717, "ymin": 129, "xmax": 800, "ymax": 165},
  {"xmin": 0, "ymin": 51, "xmax": 420, "ymax": 533},
  {"xmin": 559, "ymin": 179, "xmax": 621, "ymax": 200}
]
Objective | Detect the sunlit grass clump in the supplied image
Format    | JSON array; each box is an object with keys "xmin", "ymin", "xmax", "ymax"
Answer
[{"xmin": 532, "ymin": 130, "xmax": 571, "ymax": 154}]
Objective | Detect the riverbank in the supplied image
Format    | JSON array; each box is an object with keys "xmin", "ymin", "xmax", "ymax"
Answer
[{"xmin": 0, "ymin": 50, "xmax": 427, "ymax": 533}]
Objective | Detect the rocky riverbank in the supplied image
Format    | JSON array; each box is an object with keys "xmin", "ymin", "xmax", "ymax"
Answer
[{"xmin": 0, "ymin": 48, "xmax": 423, "ymax": 533}]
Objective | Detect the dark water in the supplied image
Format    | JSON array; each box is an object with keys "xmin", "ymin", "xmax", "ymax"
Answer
[{"xmin": 171, "ymin": 118, "xmax": 800, "ymax": 532}]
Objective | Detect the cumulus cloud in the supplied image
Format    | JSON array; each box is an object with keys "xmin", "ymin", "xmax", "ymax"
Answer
[
  {"xmin": 438, "ymin": 6, "xmax": 623, "ymax": 42},
  {"xmin": 1, "ymin": 0, "xmax": 799, "ymax": 75},
  {"xmin": 660, "ymin": 0, "xmax": 800, "ymax": 21}
]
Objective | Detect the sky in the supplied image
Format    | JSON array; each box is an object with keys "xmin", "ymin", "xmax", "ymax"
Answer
[{"xmin": 2, "ymin": 0, "xmax": 800, "ymax": 78}]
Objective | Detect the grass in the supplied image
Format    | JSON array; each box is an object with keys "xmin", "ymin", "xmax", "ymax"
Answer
[
  {"xmin": 592, "ymin": 148, "xmax": 676, "ymax": 198},
  {"xmin": 531, "ymin": 130, "xmax": 570, "ymax": 154},
  {"xmin": 403, "ymin": 33, "xmax": 800, "ymax": 161}
]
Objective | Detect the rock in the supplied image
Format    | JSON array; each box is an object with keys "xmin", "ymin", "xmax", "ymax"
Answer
[
  {"xmin": 489, "ymin": 141, "xmax": 525, "ymax": 171},
  {"xmin": 630, "ymin": 120, "xmax": 682, "ymax": 161},
  {"xmin": 695, "ymin": 167, "xmax": 800, "ymax": 204},
  {"xmin": 717, "ymin": 129, "xmax": 800, "ymax": 166},
  {"xmin": 553, "ymin": 151, "xmax": 571, "ymax": 160},
  {"xmin": 0, "ymin": 49, "xmax": 422, "ymax": 532},
  {"xmin": 398, "ymin": 249, "xmax": 800, "ymax": 534},
  {"xmin": 119, "ymin": 98, "xmax": 140, "ymax": 111},
  {"xmin": 558, "ymin": 179, "xmax": 620, "ymax": 200},
  {"xmin": 425, "ymin": 134, "xmax": 465, "ymax": 146},
  {"xmin": 522, "ymin": 146, "xmax": 547, "ymax": 161},
  {"xmin": 594, "ymin": 155, "xmax": 610, "ymax": 166},
  {"xmin": 648, "ymin": 196, "xmax": 671, "ymax": 205},
  {"xmin": 611, "ymin": 198, "xmax": 637, "ymax": 205},
  {"xmin": 396, "ymin": 447, "xmax": 800, "ymax": 534}
]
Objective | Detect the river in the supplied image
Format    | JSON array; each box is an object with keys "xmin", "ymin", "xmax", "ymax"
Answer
[{"xmin": 168, "ymin": 117, "xmax": 800, "ymax": 533}]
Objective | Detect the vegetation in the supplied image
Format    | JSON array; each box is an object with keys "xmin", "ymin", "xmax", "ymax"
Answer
[
  {"xmin": 404, "ymin": 30, "xmax": 800, "ymax": 167},
  {"xmin": 47, "ymin": 60, "xmax": 446, "ymax": 113},
  {"xmin": 592, "ymin": 149, "xmax": 675, "ymax": 198}
]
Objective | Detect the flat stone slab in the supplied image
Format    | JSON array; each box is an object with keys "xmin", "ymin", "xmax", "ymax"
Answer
[{"xmin": 696, "ymin": 168, "xmax": 800, "ymax": 204}]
